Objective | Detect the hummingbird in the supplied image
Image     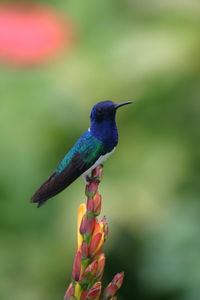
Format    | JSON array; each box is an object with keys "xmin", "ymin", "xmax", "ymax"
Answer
[{"xmin": 31, "ymin": 100, "xmax": 132, "ymax": 207}]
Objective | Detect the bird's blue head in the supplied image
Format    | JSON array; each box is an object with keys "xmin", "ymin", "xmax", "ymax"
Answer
[
  {"xmin": 90, "ymin": 100, "xmax": 132, "ymax": 149},
  {"xmin": 90, "ymin": 100, "xmax": 132, "ymax": 123}
]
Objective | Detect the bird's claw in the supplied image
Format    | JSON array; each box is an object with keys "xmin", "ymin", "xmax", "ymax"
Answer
[{"xmin": 86, "ymin": 175, "xmax": 100, "ymax": 184}]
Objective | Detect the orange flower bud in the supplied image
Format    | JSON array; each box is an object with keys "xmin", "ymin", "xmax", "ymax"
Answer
[
  {"xmin": 92, "ymin": 219, "xmax": 101, "ymax": 237},
  {"xmin": 101, "ymin": 216, "xmax": 108, "ymax": 241},
  {"xmin": 93, "ymin": 193, "xmax": 102, "ymax": 216},
  {"xmin": 89, "ymin": 232, "xmax": 104, "ymax": 257},
  {"xmin": 96, "ymin": 253, "xmax": 105, "ymax": 280}
]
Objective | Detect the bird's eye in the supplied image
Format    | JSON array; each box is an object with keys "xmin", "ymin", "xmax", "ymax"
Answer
[
  {"xmin": 95, "ymin": 107, "xmax": 104, "ymax": 121},
  {"xmin": 96, "ymin": 107, "xmax": 103, "ymax": 114}
]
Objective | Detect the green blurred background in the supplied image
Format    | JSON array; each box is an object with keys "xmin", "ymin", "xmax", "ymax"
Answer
[{"xmin": 0, "ymin": 1, "xmax": 200, "ymax": 299}]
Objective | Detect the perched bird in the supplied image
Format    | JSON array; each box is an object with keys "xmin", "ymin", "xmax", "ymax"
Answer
[{"xmin": 31, "ymin": 100, "xmax": 132, "ymax": 207}]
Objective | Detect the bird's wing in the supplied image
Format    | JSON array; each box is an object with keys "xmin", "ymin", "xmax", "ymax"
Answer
[{"xmin": 30, "ymin": 132, "xmax": 105, "ymax": 206}]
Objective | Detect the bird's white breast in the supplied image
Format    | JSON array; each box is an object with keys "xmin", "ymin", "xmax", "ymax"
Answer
[{"xmin": 82, "ymin": 147, "xmax": 116, "ymax": 181}]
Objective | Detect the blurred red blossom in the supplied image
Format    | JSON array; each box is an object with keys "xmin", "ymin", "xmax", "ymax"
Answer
[{"xmin": 0, "ymin": 2, "xmax": 73, "ymax": 65}]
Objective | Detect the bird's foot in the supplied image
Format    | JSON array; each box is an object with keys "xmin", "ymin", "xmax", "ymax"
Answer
[{"xmin": 86, "ymin": 175, "xmax": 100, "ymax": 184}]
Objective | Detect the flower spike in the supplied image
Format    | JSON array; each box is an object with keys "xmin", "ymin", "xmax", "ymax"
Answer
[{"xmin": 64, "ymin": 166, "xmax": 125, "ymax": 300}]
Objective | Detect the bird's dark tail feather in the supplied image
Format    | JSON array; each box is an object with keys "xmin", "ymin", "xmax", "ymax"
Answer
[
  {"xmin": 30, "ymin": 172, "xmax": 57, "ymax": 207},
  {"xmin": 30, "ymin": 194, "xmax": 48, "ymax": 208},
  {"xmin": 37, "ymin": 199, "xmax": 47, "ymax": 208},
  {"xmin": 30, "ymin": 159, "xmax": 85, "ymax": 207}
]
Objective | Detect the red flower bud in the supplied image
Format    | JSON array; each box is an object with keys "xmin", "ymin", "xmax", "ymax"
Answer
[
  {"xmin": 80, "ymin": 215, "xmax": 86, "ymax": 235},
  {"xmin": 87, "ymin": 197, "xmax": 94, "ymax": 213},
  {"xmin": 91, "ymin": 167, "xmax": 99, "ymax": 178},
  {"xmin": 81, "ymin": 241, "xmax": 89, "ymax": 259},
  {"xmin": 112, "ymin": 272, "xmax": 124, "ymax": 289},
  {"xmin": 80, "ymin": 260, "xmax": 98, "ymax": 284},
  {"xmin": 80, "ymin": 290, "xmax": 88, "ymax": 300},
  {"xmin": 87, "ymin": 282, "xmax": 102, "ymax": 300},
  {"xmin": 86, "ymin": 181, "xmax": 98, "ymax": 197},
  {"xmin": 72, "ymin": 251, "xmax": 81, "ymax": 281},
  {"xmin": 89, "ymin": 232, "xmax": 104, "ymax": 257},
  {"xmin": 103, "ymin": 272, "xmax": 124, "ymax": 299},
  {"xmin": 64, "ymin": 283, "xmax": 74, "ymax": 300},
  {"xmin": 80, "ymin": 215, "xmax": 95, "ymax": 236},
  {"xmin": 96, "ymin": 253, "xmax": 105, "ymax": 280},
  {"xmin": 91, "ymin": 165, "xmax": 103, "ymax": 181},
  {"xmin": 103, "ymin": 283, "xmax": 118, "ymax": 298}
]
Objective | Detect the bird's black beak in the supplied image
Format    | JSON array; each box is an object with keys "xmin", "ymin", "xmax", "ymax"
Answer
[{"xmin": 115, "ymin": 101, "xmax": 133, "ymax": 110}]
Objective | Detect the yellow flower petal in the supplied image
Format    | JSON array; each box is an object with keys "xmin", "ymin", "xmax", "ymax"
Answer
[
  {"xmin": 99, "ymin": 221, "xmax": 104, "ymax": 233},
  {"xmin": 74, "ymin": 282, "xmax": 82, "ymax": 299},
  {"xmin": 77, "ymin": 203, "xmax": 86, "ymax": 250}
]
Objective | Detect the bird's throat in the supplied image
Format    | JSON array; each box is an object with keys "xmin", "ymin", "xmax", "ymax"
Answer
[{"xmin": 90, "ymin": 120, "xmax": 118, "ymax": 151}]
